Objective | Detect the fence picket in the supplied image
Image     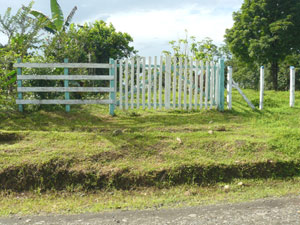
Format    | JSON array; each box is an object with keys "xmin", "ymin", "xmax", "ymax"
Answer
[
  {"xmin": 189, "ymin": 57, "xmax": 193, "ymax": 110},
  {"xmin": 159, "ymin": 56, "xmax": 163, "ymax": 109},
  {"xmin": 205, "ymin": 61, "xmax": 209, "ymax": 110},
  {"xmin": 184, "ymin": 58, "xmax": 188, "ymax": 110},
  {"xmin": 227, "ymin": 66, "xmax": 232, "ymax": 110},
  {"xmin": 148, "ymin": 56, "xmax": 152, "ymax": 109},
  {"xmin": 178, "ymin": 57, "xmax": 183, "ymax": 109},
  {"xmin": 154, "ymin": 56, "xmax": 157, "ymax": 109},
  {"xmin": 200, "ymin": 61, "xmax": 204, "ymax": 110},
  {"xmin": 173, "ymin": 57, "xmax": 177, "ymax": 109},
  {"xmin": 136, "ymin": 57, "xmax": 140, "ymax": 109},
  {"xmin": 210, "ymin": 62, "xmax": 214, "ymax": 109},
  {"xmin": 166, "ymin": 56, "xmax": 171, "ymax": 109},
  {"xmin": 215, "ymin": 65, "xmax": 220, "ymax": 107},
  {"xmin": 119, "ymin": 59, "xmax": 123, "ymax": 109},
  {"xmin": 194, "ymin": 60, "xmax": 199, "ymax": 110},
  {"xmin": 142, "ymin": 57, "xmax": 146, "ymax": 109},
  {"xmin": 125, "ymin": 59, "xmax": 129, "ymax": 110},
  {"xmin": 131, "ymin": 58, "xmax": 135, "ymax": 109}
]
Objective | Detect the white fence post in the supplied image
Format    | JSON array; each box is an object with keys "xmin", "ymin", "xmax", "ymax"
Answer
[
  {"xmin": 290, "ymin": 66, "xmax": 295, "ymax": 107},
  {"xmin": 259, "ymin": 66, "xmax": 264, "ymax": 110},
  {"xmin": 227, "ymin": 66, "xmax": 232, "ymax": 110}
]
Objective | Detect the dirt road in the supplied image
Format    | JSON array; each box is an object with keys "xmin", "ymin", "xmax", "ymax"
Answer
[{"xmin": 1, "ymin": 195, "xmax": 300, "ymax": 225}]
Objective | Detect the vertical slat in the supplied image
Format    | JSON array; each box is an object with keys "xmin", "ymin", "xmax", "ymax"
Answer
[
  {"xmin": 205, "ymin": 61, "xmax": 209, "ymax": 110},
  {"xmin": 259, "ymin": 66, "xmax": 264, "ymax": 110},
  {"xmin": 214, "ymin": 64, "xmax": 217, "ymax": 107},
  {"xmin": 154, "ymin": 56, "xmax": 157, "ymax": 109},
  {"xmin": 215, "ymin": 64, "xmax": 220, "ymax": 108},
  {"xmin": 142, "ymin": 57, "xmax": 146, "ymax": 109},
  {"xmin": 136, "ymin": 57, "xmax": 140, "ymax": 109},
  {"xmin": 173, "ymin": 57, "xmax": 177, "ymax": 109},
  {"xmin": 183, "ymin": 57, "xmax": 188, "ymax": 110},
  {"xmin": 164, "ymin": 56, "xmax": 168, "ymax": 109},
  {"xmin": 159, "ymin": 56, "xmax": 163, "ymax": 109},
  {"xmin": 218, "ymin": 58, "xmax": 225, "ymax": 111},
  {"xmin": 114, "ymin": 60, "xmax": 117, "ymax": 108},
  {"xmin": 290, "ymin": 66, "xmax": 295, "ymax": 107},
  {"xmin": 125, "ymin": 58, "xmax": 129, "ymax": 110},
  {"xmin": 178, "ymin": 57, "xmax": 183, "ymax": 109},
  {"xmin": 210, "ymin": 62, "xmax": 214, "ymax": 109},
  {"xmin": 119, "ymin": 59, "xmax": 123, "ymax": 109},
  {"xmin": 131, "ymin": 58, "xmax": 135, "ymax": 109},
  {"xmin": 227, "ymin": 66, "xmax": 233, "ymax": 110},
  {"xmin": 194, "ymin": 60, "xmax": 199, "ymax": 110},
  {"xmin": 168, "ymin": 56, "xmax": 172, "ymax": 109},
  {"xmin": 109, "ymin": 58, "xmax": 116, "ymax": 116},
  {"xmin": 64, "ymin": 58, "xmax": 70, "ymax": 112},
  {"xmin": 166, "ymin": 55, "xmax": 171, "ymax": 109},
  {"xmin": 148, "ymin": 56, "xmax": 152, "ymax": 109},
  {"xmin": 17, "ymin": 58, "xmax": 23, "ymax": 112},
  {"xmin": 189, "ymin": 57, "xmax": 193, "ymax": 110},
  {"xmin": 200, "ymin": 61, "xmax": 204, "ymax": 110}
]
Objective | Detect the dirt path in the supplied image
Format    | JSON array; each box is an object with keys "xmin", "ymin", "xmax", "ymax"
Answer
[{"xmin": 1, "ymin": 195, "xmax": 300, "ymax": 225}]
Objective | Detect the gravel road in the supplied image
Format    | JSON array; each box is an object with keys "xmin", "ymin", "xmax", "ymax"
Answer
[{"xmin": 1, "ymin": 195, "xmax": 300, "ymax": 225}]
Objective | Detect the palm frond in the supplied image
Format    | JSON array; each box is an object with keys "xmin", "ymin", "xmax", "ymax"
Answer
[{"xmin": 64, "ymin": 6, "xmax": 77, "ymax": 27}]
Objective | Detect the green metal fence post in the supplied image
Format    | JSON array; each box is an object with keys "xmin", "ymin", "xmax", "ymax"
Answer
[
  {"xmin": 109, "ymin": 58, "xmax": 116, "ymax": 116},
  {"xmin": 17, "ymin": 58, "xmax": 23, "ymax": 112},
  {"xmin": 218, "ymin": 58, "xmax": 225, "ymax": 111},
  {"xmin": 64, "ymin": 58, "xmax": 70, "ymax": 112}
]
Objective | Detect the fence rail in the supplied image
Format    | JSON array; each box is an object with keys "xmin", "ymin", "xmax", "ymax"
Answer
[
  {"xmin": 14, "ymin": 58, "xmax": 116, "ymax": 115},
  {"xmin": 14, "ymin": 63, "xmax": 111, "ymax": 69},
  {"xmin": 17, "ymin": 75, "xmax": 114, "ymax": 81}
]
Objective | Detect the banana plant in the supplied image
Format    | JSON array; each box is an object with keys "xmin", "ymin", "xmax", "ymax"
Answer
[{"xmin": 30, "ymin": 0, "xmax": 77, "ymax": 34}]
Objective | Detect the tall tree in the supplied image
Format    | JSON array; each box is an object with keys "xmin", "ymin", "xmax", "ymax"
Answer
[{"xmin": 225, "ymin": 0, "xmax": 300, "ymax": 90}]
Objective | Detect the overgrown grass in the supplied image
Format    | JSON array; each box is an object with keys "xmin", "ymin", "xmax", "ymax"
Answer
[{"xmin": 0, "ymin": 89, "xmax": 300, "ymax": 215}]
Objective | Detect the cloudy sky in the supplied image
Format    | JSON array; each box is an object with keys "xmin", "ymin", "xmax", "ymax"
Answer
[{"xmin": 0, "ymin": 0, "xmax": 243, "ymax": 56}]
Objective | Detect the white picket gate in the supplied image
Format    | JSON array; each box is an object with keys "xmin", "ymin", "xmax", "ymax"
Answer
[{"xmin": 117, "ymin": 55, "xmax": 225, "ymax": 111}]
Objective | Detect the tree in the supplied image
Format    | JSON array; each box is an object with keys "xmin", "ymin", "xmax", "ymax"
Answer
[
  {"xmin": 30, "ymin": 0, "xmax": 77, "ymax": 34},
  {"xmin": 44, "ymin": 21, "xmax": 136, "ymax": 63},
  {"xmin": 0, "ymin": 1, "xmax": 43, "ymax": 58},
  {"xmin": 166, "ymin": 30, "xmax": 221, "ymax": 63},
  {"xmin": 225, "ymin": 0, "xmax": 300, "ymax": 90}
]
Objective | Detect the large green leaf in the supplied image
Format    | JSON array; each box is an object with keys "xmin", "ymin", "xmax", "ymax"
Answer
[
  {"xmin": 30, "ymin": 10, "xmax": 56, "ymax": 34},
  {"xmin": 51, "ymin": 0, "xmax": 64, "ymax": 31}
]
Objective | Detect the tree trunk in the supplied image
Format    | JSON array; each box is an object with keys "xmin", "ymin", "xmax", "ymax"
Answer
[{"xmin": 271, "ymin": 62, "xmax": 278, "ymax": 91}]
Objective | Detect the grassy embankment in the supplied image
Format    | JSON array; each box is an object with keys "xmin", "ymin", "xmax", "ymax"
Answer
[{"xmin": 0, "ymin": 89, "xmax": 300, "ymax": 215}]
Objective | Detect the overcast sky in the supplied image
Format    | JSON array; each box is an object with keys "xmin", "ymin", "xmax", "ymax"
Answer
[{"xmin": 0, "ymin": 0, "xmax": 243, "ymax": 57}]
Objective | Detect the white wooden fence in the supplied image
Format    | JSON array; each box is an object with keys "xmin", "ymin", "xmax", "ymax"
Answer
[
  {"xmin": 117, "ymin": 56, "xmax": 225, "ymax": 111},
  {"xmin": 14, "ymin": 56, "xmax": 225, "ymax": 115}
]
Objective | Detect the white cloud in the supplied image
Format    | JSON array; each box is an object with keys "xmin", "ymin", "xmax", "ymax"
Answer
[{"xmin": 106, "ymin": 5, "xmax": 236, "ymax": 56}]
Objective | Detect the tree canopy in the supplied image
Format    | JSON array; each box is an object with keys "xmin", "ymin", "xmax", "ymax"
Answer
[{"xmin": 225, "ymin": 0, "xmax": 300, "ymax": 90}]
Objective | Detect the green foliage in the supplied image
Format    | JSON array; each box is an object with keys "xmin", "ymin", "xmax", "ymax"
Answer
[
  {"xmin": 166, "ymin": 30, "xmax": 221, "ymax": 63},
  {"xmin": 43, "ymin": 21, "xmax": 136, "ymax": 63},
  {"xmin": 30, "ymin": 0, "xmax": 77, "ymax": 34},
  {"xmin": 225, "ymin": 0, "xmax": 300, "ymax": 90},
  {"xmin": 0, "ymin": 1, "xmax": 43, "ymax": 57}
]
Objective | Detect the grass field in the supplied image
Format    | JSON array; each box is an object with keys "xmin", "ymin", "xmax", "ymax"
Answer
[{"xmin": 1, "ymin": 89, "xmax": 300, "ymax": 215}]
